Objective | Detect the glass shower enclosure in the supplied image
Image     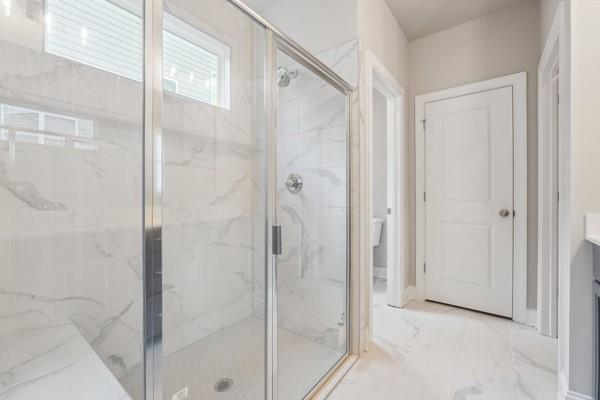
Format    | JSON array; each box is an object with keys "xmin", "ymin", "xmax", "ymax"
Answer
[{"xmin": 0, "ymin": 0, "xmax": 351, "ymax": 399}]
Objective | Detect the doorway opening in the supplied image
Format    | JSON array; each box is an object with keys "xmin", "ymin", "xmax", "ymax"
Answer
[
  {"xmin": 363, "ymin": 52, "xmax": 406, "ymax": 348},
  {"xmin": 371, "ymin": 86, "xmax": 390, "ymax": 302}
]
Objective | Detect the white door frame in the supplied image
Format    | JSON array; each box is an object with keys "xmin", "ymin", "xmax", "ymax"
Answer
[
  {"xmin": 415, "ymin": 72, "xmax": 528, "ymax": 324},
  {"xmin": 362, "ymin": 51, "xmax": 406, "ymax": 347},
  {"xmin": 537, "ymin": 3, "xmax": 567, "ymax": 338}
]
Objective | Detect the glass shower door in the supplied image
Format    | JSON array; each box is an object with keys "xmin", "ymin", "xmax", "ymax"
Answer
[
  {"xmin": 274, "ymin": 45, "xmax": 349, "ymax": 400},
  {"xmin": 159, "ymin": 1, "xmax": 267, "ymax": 399},
  {"xmin": 150, "ymin": 2, "xmax": 350, "ymax": 398}
]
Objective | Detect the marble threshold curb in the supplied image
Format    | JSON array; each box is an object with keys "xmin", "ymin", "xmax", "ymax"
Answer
[{"xmin": 310, "ymin": 355, "xmax": 358, "ymax": 399}]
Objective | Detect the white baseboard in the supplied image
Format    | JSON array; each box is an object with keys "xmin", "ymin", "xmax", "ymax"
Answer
[
  {"xmin": 526, "ymin": 307, "xmax": 537, "ymax": 327},
  {"xmin": 373, "ymin": 266, "xmax": 386, "ymax": 279},
  {"xmin": 558, "ymin": 371, "xmax": 592, "ymax": 400}
]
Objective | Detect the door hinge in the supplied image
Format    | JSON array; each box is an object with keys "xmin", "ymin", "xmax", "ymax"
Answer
[
  {"xmin": 421, "ymin": 119, "xmax": 426, "ymax": 131},
  {"xmin": 557, "ymin": 191, "xmax": 560, "ymax": 202},
  {"xmin": 423, "ymin": 192, "xmax": 426, "ymax": 202},
  {"xmin": 272, "ymin": 225, "xmax": 282, "ymax": 255},
  {"xmin": 424, "ymin": 263, "xmax": 426, "ymax": 273},
  {"xmin": 513, "ymin": 210, "xmax": 516, "ymax": 218}
]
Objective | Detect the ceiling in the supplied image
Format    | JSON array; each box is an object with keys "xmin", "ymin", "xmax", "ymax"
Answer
[{"xmin": 384, "ymin": 0, "xmax": 529, "ymax": 41}]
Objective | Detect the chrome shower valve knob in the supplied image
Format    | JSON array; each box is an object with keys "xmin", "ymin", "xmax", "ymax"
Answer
[{"xmin": 285, "ymin": 173, "xmax": 303, "ymax": 194}]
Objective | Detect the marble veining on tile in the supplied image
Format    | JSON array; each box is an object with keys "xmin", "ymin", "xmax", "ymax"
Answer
[{"xmin": 328, "ymin": 278, "xmax": 558, "ymax": 400}]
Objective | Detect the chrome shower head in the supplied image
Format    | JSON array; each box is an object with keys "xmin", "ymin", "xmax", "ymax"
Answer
[{"xmin": 277, "ymin": 67, "xmax": 298, "ymax": 87}]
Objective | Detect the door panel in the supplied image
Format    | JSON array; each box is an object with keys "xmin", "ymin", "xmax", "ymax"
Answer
[
  {"xmin": 425, "ymin": 86, "xmax": 513, "ymax": 317},
  {"xmin": 275, "ymin": 47, "xmax": 349, "ymax": 400},
  {"xmin": 160, "ymin": 1, "xmax": 267, "ymax": 399}
]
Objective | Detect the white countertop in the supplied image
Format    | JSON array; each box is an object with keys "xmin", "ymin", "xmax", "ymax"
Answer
[{"xmin": 585, "ymin": 214, "xmax": 600, "ymax": 247}]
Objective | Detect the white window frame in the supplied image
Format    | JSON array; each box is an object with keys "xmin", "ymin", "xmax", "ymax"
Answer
[
  {"xmin": 163, "ymin": 12, "xmax": 231, "ymax": 109},
  {"xmin": 44, "ymin": 0, "xmax": 231, "ymax": 109}
]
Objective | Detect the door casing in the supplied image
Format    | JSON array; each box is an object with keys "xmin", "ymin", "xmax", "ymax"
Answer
[
  {"xmin": 360, "ymin": 50, "xmax": 406, "ymax": 352},
  {"xmin": 415, "ymin": 72, "xmax": 528, "ymax": 324},
  {"xmin": 537, "ymin": 2, "xmax": 567, "ymax": 338}
]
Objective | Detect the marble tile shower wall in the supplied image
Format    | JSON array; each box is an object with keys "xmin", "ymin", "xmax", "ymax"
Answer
[
  {"xmin": 0, "ymin": 3, "xmax": 265, "ymax": 399},
  {"xmin": 0, "ymin": 3, "xmax": 352, "ymax": 398},
  {"xmin": 160, "ymin": 76, "xmax": 260, "ymax": 356},
  {"xmin": 271, "ymin": 40, "xmax": 358, "ymax": 352},
  {"xmin": 0, "ymin": 33, "xmax": 145, "ymax": 399}
]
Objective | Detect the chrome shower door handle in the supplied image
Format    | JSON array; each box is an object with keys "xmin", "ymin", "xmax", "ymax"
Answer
[
  {"xmin": 499, "ymin": 209, "xmax": 510, "ymax": 218},
  {"xmin": 285, "ymin": 173, "xmax": 303, "ymax": 194}
]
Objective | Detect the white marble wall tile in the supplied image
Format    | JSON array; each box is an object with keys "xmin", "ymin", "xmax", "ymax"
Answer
[
  {"xmin": 299, "ymin": 93, "xmax": 346, "ymax": 134},
  {"xmin": 277, "ymin": 271, "xmax": 346, "ymax": 349},
  {"xmin": 0, "ymin": 24, "xmax": 145, "ymax": 398},
  {"xmin": 277, "ymin": 240, "xmax": 302, "ymax": 277},
  {"xmin": 299, "ymin": 167, "xmax": 347, "ymax": 208},
  {"xmin": 0, "ymin": 325, "xmax": 91, "ymax": 391},
  {"xmin": 70, "ymin": 301, "xmax": 142, "ymax": 357},
  {"xmin": 105, "ymin": 256, "xmax": 142, "ymax": 307},
  {"xmin": 9, "ymin": 227, "xmax": 138, "ymax": 273},
  {"xmin": 321, "ymin": 125, "xmax": 347, "ymax": 168},
  {"xmin": 0, "ymin": 326, "xmax": 130, "ymax": 400},
  {"xmin": 302, "ymin": 206, "xmax": 346, "ymax": 248},
  {"xmin": 278, "ymin": 130, "xmax": 321, "ymax": 170},
  {"xmin": 279, "ymin": 168, "xmax": 346, "ymax": 209},
  {"xmin": 279, "ymin": 205, "xmax": 303, "ymax": 243},
  {"xmin": 1, "ymin": 4, "xmax": 352, "ymax": 397},
  {"xmin": 278, "ymin": 98, "xmax": 301, "ymax": 135},
  {"xmin": 314, "ymin": 40, "xmax": 359, "ymax": 88},
  {"xmin": 315, "ymin": 245, "xmax": 346, "ymax": 287}
]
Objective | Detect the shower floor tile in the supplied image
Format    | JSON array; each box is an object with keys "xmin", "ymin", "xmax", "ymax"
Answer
[{"xmin": 122, "ymin": 317, "xmax": 343, "ymax": 400}]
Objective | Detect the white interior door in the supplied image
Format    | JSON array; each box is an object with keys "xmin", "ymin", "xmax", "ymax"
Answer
[{"xmin": 425, "ymin": 86, "xmax": 514, "ymax": 317}]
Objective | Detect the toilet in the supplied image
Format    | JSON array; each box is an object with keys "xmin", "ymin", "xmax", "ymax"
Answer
[{"xmin": 372, "ymin": 218, "xmax": 384, "ymax": 247}]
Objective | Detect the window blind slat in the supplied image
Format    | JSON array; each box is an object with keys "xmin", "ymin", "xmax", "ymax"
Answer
[{"xmin": 46, "ymin": 0, "xmax": 229, "ymax": 106}]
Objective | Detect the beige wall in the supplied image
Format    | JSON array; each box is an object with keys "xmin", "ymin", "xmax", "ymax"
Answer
[
  {"xmin": 407, "ymin": 0, "xmax": 541, "ymax": 306},
  {"xmin": 356, "ymin": 0, "xmax": 408, "ymax": 87},
  {"xmin": 540, "ymin": 0, "xmax": 561, "ymax": 48},
  {"xmin": 356, "ymin": 0, "xmax": 412, "ymax": 290},
  {"xmin": 565, "ymin": 0, "xmax": 600, "ymax": 394}
]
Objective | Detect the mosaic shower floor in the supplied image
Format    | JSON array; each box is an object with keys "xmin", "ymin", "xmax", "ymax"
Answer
[{"xmin": 121, "ymin": 317, "xmax": 343, "ymax": 400}]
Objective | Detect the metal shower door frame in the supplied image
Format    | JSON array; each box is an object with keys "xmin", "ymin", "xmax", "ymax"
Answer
[
  {"xmin": 264, "ymin": 29, "xmax": 353, "ymax": 400},
  {"xmin": 142, "ymin": 1, "xmax": 353, "ymax": 399}
]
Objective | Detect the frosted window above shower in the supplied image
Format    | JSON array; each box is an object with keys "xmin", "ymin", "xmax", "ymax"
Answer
[{"xmin": 45, "ymin": 0, "xmax": 231, "ymax": 109}]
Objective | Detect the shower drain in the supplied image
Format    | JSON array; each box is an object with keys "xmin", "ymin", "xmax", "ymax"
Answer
[{"xmin": 214, "ymin": 378, "xmax": 234, "ymax": 393}]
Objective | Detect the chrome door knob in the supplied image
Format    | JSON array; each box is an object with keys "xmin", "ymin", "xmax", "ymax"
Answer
[{"xmin": 499, "ymin": 209, "xmax": 510, "ymax": 218}]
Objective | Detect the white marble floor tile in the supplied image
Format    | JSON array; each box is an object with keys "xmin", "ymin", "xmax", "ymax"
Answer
[{"xmin": 328, "ymin": 278, "xmax": 558, "ymax": 400}]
